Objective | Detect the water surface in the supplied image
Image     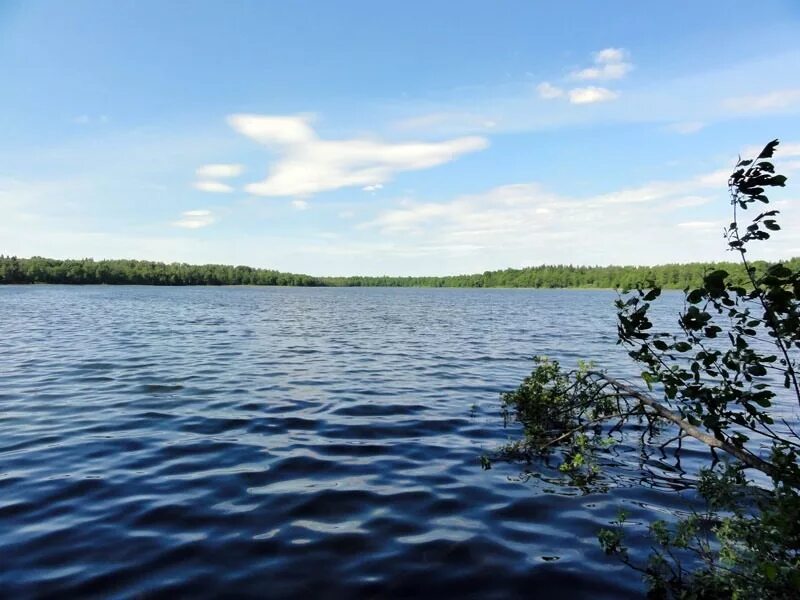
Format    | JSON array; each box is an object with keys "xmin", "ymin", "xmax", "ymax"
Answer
[{"xmin": 1, "ymin": 286, "xmax": 698, "ymax": 597}]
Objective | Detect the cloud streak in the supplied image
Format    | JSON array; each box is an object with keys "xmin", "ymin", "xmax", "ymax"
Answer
[
  {"xmin": 193, "ymin": 180, "xmax": 234, "ymax": 193},
  {"xmin": 173, "ymin": 209, "xmax": 215, "ymax": 229},
  {"xmin": 568, "ymin": 86, "xmax": 619, "ymax": 104},
  {"xmin": 724, "ymin": 89, "xmax": 800, "ymax": 113},
  {"xmin": 226, "ymin": 113, "xmax": 488, "ymax": 197},
  {"xmin": 537, "ymin": 82, "xmax": 565, "ymax": 99},
  {"xmin": 196, "ymin": 163, "xmax": 244, "ymax": 178},
  {"xmin": 570, "ymin": 48, "xmax": 632, "ymax": 81},
  {"xmin": 354, "ymin": 153, "xmax": 796, "ymax": 269}
]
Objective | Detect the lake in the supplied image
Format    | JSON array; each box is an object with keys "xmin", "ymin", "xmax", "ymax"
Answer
[{"xmin": 0, "ymin": 286, "xmax": 703, "ymax": 597}]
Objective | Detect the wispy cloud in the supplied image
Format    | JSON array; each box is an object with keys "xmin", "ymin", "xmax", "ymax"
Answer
[
  {"xmin": 355, "ymin": 149, "xmax": 797, "ymax": 268},
  {"xmin": 570, "ymin": 48, "xmax": 632, "ymax": 81},
  {"xmin": 196, "ymin": 163, "xmax": 244, "ymax": 178},
  {"xmin": 568, "ymin": 86, "xmax": 619, "ymax": 104},
  {"xmin": 536, "ymin": 82, "xmax": 564, "ymax": 99},
  {"xmin": 537, "ymin": 48, "xmax": 629, "ymax": 106},
  {"xmin": 363, "ymin": 183, "xmax": 383, "ymax": 192},
  {"xmin": 173, "ymin": 209, "xmax": 215, "ymax": 228},
  {"xmin": 193, "ymin": 163, "xmax": 244, "ymax": 193},
  {"xmin": 677, "ymin": 220, "xmax": 721, "ymax": 230},
  {"xmin": 291, "ymin": 199, "xmax": 309, "ymax": 210},
  {"xmin": 724, "ymin": 89, "xmax": 800, "ymax": 113},
  {"xmin": 372, "ymin": 50, "xmax": 799, "ymax": 140},
  {"xmin": 193, "ymin": 180, "xmax": 234, "ymax": 193},
  {"xmin": 224, "ymin": 114, "xmax": 488, "ymax": 197},
  {"xmin": 361, "ymin": 174, "xmax": 717, "ymax": 235}
]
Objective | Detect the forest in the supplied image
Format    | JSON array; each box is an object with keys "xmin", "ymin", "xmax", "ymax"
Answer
[{"xmin": 2, "ymin": 254, "xmax": 799, "ymax": 289}]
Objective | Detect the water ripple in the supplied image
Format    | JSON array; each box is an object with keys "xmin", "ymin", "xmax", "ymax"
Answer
[{"xmin": 0, "ymin": 286, "xmax": 700, "ymax": 597}]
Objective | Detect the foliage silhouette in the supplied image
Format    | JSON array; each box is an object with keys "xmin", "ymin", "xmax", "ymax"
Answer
[{"xmin": 490, "ymin": 140, "xmax": 799, "ymax": 598}]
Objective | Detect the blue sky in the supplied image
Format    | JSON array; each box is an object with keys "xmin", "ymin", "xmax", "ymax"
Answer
[{"xmin": 2, "ymin": 0, "xmax": 800, "ymax": 276}]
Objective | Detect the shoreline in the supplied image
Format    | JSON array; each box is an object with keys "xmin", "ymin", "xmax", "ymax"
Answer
[{"xmin": 0, "ymin": 282, "xmax": 687, "ymax": 291}]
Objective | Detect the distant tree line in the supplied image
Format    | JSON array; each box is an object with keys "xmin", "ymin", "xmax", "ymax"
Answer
[
  {"xmin": 2, "ymin": 255, "xmax": 799, "ymax": 289},
  {"xmin": 0, "ymin": 256, "xmax": 323, "ymax": 286}
]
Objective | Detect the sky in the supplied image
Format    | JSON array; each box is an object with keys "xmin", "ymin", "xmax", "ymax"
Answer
[{"xmin": 2, "ymin": 0, "xmax": 800, "ymax": 276}]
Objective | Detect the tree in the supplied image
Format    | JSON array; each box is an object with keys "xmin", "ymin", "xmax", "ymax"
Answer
[{"xmin": 488, "ymin": 140, "xmax": 799, "ymax": 598}]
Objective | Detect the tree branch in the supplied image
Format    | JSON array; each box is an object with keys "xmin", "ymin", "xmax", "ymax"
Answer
[{"xmin": 588, "ymin": 372, "xmax": 778, "ymax": 479}]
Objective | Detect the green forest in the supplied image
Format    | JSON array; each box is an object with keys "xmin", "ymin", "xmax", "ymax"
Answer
[{"xmin": 3, "ymin": 254, "xmax": 799, "ymax": 289}]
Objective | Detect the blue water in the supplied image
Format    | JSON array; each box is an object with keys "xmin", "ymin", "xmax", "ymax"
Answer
[{"xmin": 0, "ymin": 286, "xmax": 702, "ymax": 597}]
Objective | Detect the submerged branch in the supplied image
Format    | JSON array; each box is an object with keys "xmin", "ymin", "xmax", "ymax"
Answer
[{"xmin": 588, "ymin": 372, "xmax": 778, "ymax": 479}]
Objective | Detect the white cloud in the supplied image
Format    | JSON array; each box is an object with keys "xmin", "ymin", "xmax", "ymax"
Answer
[
  {"xmin": 677, "ymin": 221, "xmax": 721, "ymax": 230},
  {"xmin": 196, "ymin": 163, "xmax": 244, "ymax": 178},
  {"xmin": 291, "ymin": 199, "xmax": 309, "ymax": 210},
  {"xmin": 193, "ymin": 180, "xmax": 234, "ymax": 193},
  {"xmin": 724, "ymin": 89, "xmax": 800, "ymax": 112},
  {"xmin": 596, "ymin": 48, "xmax": 625, "ymax": 63},
  {"xmin": 571, "ymin": 47, "xmax": 632, "ymax": 81},
  {"xmin": 666, "ymin": 121, "xmax": 705, "ymax": 134},
  {"xmin": 363, "ymin": 183, "xmax": 383, "ymax": 192},
  {"xmin": 355, "ymin": 158, "xmax": 777, "ymax": 270},
  {"xmin": 363, "ymin": 170, "xmax": 721, "ymax": 234},
  {"xmin": 6, "ymin": 137, "xmax": 798, "ymax": 276},
  {"xmin": 568, "ymin": 86, "xmax": 619, "ymax": 104},
  {"xmin": 226, "ymin": 113, "xmax": 488, "ymax": 197},
  {"xmin": 537, "ymin": 82, "xmax": 564, "ymax": 99},
  {"xmin": 535, "ymin": 49, "xmax": 628, "ymax": 107},
  {"xmin": 228, "ymin": 114, "xmax": 317, "ymax": 146},
  {"xmin": 173, "ymin": 209, "xmax": 215, "ymax": 229},
  {"xmin": 336, "ymin": 49, "xmax": 800, "ymax": 140}
]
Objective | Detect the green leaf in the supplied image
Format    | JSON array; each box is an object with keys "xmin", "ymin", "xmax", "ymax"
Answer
[
  {"xmin": 643, "ymin": 288, "xmax": 661, "ymax": 302},
  {"xmin": 687, "ymin": 289, "xmax": 705, "ymax": 304},
  {"xmin": 706, "ymin": 269, "xmax": 728, "ymax": 281},
  {"xmin": 767, "ymin": 263, "xmax": 791, "ymax": 277}
]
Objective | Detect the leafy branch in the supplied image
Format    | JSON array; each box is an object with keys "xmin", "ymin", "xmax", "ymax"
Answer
[{"xmin": 487, "ymin": 140, "xmax": 800, "ymax": 598}]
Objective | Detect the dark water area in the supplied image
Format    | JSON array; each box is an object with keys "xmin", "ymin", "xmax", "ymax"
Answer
[{"xmin": 1, "ymin": 286, "xmax": 710, "ymax": 598}]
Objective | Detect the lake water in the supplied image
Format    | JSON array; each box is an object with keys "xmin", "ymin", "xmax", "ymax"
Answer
[{"xmin": 1, "ymin": 286, "xmax": 706, "ymax": 597}]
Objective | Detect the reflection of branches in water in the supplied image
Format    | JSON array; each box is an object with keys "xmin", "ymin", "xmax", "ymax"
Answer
[
  {"xmin": 494, "ymin": 362, "xmax": 788, "ymax": 482},
  {"xmin": 490, "ymin": 379, "xmax": 769, "ymax": 500},
  {"xmin": 495, "ymin": 420, "xmax": 700, "ymax": 496},
  {"xmin": 487, "ymin": 353, "xmax": 799, "ymax": 513}
]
